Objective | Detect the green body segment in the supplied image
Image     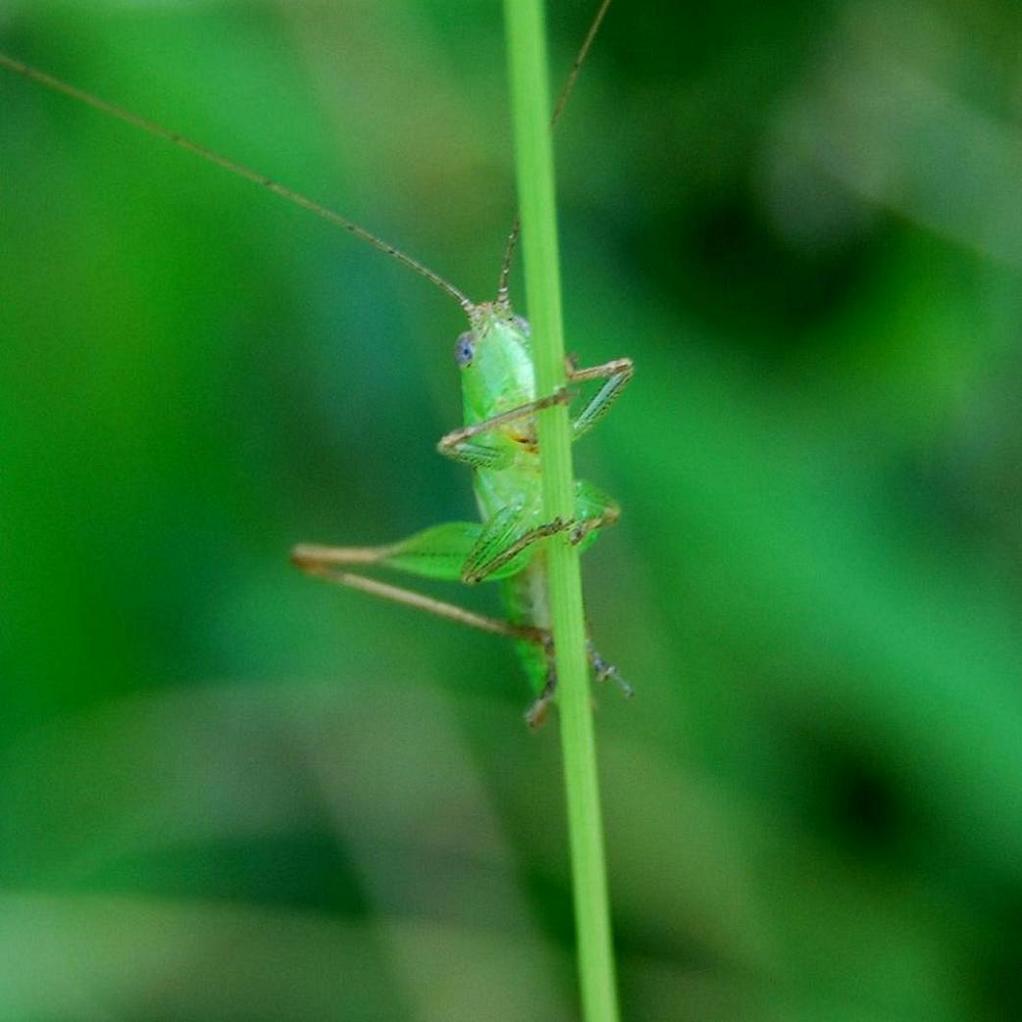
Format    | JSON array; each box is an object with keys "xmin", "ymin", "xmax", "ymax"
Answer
[
  {"xmin": 461, "ymin": 309, "xmax": 553, "ymax": 694},
  {"xmin": 503, "ymin": 558, "xmax": 554, "ymax": 695},
  {"xmin": 460, "ymin": 306, "xmax": 606, "ymax": 695},
  {"xmin": 463, "ymin": 309, "xmax": 546, "ymax": 534},
  {"xmin": 327, "ymin": 300, "xmax": 627, "ymax": 701}
]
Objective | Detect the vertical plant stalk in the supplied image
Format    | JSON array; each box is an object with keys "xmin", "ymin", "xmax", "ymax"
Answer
[{"xmin": 502, "ymin": 3, "xmax": 620, "ymax": 1021}]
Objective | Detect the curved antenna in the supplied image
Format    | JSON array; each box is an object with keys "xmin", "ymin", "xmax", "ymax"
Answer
[
  {"xmin": 495, "ymin": 0, "xmax": 613, "ymax": 308},
  {"xmin": 0, "ymin": 52, "xmax": 474, "ymax": 314}
]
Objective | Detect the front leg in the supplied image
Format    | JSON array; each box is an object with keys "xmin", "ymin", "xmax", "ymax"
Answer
[
  {"xmin": 567, "ymin": 355, "xmax": 633, "ymax": 442},
  {"xmin": 437, "ymin": 388, "xmax": 570, "ymax": 463},
  {"xmin": 434, "ymin": 439, "xmax": 510, "ymax": 469}
]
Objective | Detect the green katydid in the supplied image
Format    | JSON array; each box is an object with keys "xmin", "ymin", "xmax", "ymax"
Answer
[{"xmin": 0, "ymin": 1, "xmax": 631, "ymax": 727}]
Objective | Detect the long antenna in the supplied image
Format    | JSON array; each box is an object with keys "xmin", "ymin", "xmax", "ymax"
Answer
[
  {"xmin": 0, "ymin": 52, "xmax": 474, "ymax": 313},
  {"xmin": 495, "ymin": 0, "xmax": 613, "ymax": 307}
]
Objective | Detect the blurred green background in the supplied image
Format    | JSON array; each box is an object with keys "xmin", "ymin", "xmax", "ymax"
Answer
[{"xmin": 2, "ymin": 0, "xmax": 1022, "ymax": 1018}]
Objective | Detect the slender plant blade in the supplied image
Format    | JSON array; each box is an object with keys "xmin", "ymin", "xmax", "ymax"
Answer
[{"xmin": 502, "ymin": 3, "xmax": 620, "ymax": 1020}]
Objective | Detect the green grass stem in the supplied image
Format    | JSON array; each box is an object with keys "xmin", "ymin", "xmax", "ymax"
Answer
[{"xmin": 502, "ymin": 4, "xmax": 620, "ymax": 1020}]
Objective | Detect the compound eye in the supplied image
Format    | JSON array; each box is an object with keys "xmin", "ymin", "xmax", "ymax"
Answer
[{"xmin": 454, "ymin": 331, "xmax": 476, "ymax": 367}]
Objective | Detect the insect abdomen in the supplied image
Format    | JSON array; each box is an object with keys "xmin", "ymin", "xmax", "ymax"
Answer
[{"xmin": 502, "ymin": 557, "xmax": 552, "ymax": 696}]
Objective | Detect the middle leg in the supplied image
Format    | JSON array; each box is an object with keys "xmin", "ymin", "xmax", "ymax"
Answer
[{"xmin": 437, "ymin": 388, "xmax": 570, "ymax": 464}]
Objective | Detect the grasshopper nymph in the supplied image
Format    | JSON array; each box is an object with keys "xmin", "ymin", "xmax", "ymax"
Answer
[
  {"xmin": 293, "ymin": 294, "xmax": 633, "ymax": 727},
  {"xmin": 0, "ymin": 0, "xmax": 631, "ymax": 726}
]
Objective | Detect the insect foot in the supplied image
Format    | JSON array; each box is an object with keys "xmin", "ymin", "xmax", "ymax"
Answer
[
  {"xmin": 525, "ymin": 639, "xmax": 631, "ymax": 729},
  {"xmin": 588, "ymin": 643, "xmax": 634, "ymax": 700}
]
